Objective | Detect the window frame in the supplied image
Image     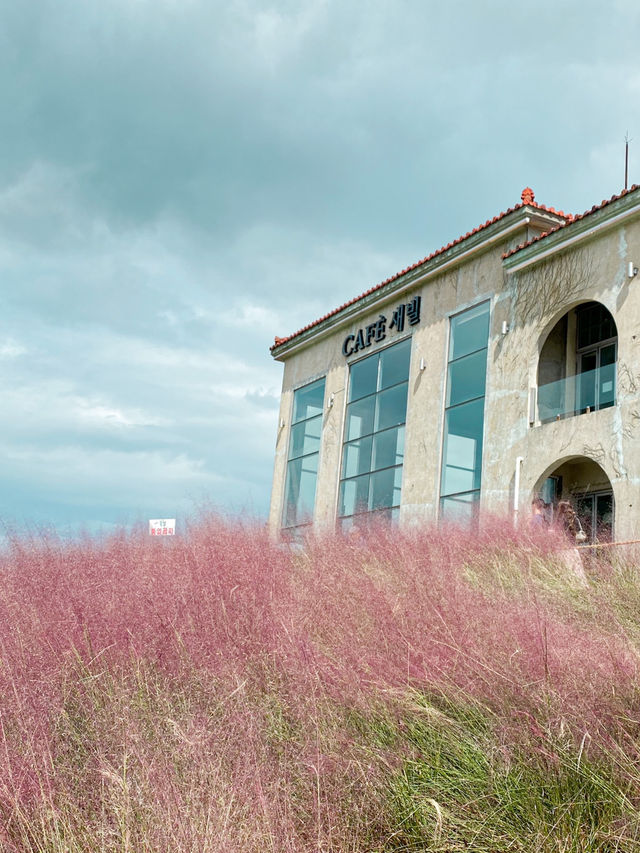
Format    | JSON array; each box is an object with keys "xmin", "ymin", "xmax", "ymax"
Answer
[
  {"xmin": 338, "ymin": 336, "xmax": 412, "ymax": 528},
  {"xmin": 281, "ymin": 376, "xmax": 326, "ymax": 532},
  {"xmin": 438, "ymin": 300, "xmax": 491, "ymax": 519}
]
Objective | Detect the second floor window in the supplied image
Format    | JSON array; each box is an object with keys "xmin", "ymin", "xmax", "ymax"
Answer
[
  {"xmin": 537, "ymin": 302, "xmax": 617, "ymax": 423},
  {"xmin": 338, "ymin": 337, "xmax": 411, "ymax": 529}
]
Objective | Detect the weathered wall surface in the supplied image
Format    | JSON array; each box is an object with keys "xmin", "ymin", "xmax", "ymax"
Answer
[
  {"xmin": 269, "ymin": 226, "xmax": 524, "ymax": 532},
  {"xmin": 269, "ymin": 202, "xmax": 640, "ymax": 541},
  {"xmin": 485, "ymin": 217, "xmax": 640, "ymax": 540}
]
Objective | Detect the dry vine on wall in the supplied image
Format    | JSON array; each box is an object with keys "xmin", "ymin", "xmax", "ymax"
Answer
[{"xmin": 507, "ymin": 249, "xmax": 595, "ymax": 328}]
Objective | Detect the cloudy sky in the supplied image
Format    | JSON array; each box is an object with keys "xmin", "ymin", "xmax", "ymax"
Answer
[{"xmin": 0, "ymin": 0, "xmax": 638, "ymax": 532}]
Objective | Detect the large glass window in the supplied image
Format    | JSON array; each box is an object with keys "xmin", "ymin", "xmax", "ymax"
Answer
[
  {"xmin": 576, "ymin": 304, "xmax": 617, "ymax": 414},
  {"xmin": 339, "ymin": 337, "xmax": 411, "ymax": 528},
  {"xmin": 537, "ymin": 302, "xmax": 617, "ymax": 422},
  {"xmin": 575, "ymin": 491, "xmax": 614, "ymax": 545},
  {"xmin": 440, "ymin": 302, "xmax": 490, "ymax": 520},
  {"xmin": 282, "ymin": 378, "xmax": 325, "ymax": 530}
]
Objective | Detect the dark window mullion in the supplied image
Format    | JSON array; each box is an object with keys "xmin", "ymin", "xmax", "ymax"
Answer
[
  {"xmin": 344, "ymin": 407, "xmax": 408, "ymax": 446},
  {"xmin": 344, "ymin": 426, "xmax": 376, "ymax": 443},
  {"xmin": 441, "ymin": 488, "xmax": 481, "ymax": 500},
  {"xmin": 348, "ymin": 375, "xmax": 409, "ymax": 410},
  {"xmin": 445, "ymin": 393, "xmax": 485, "ymax": 411},
  {"xmin": 288, "ymin": 451, "xmax": 320, "ymax": 465},
  {"xmin": 448, "ymin": 344, "xmax": 488, "ymax": 365},
  {"xmin": 341, "ymin": 497, "xmax": 403, "ymax": 521},
  {"xmin": 576, "ymin": 337, "xmax": 617, "ymax": 356},
  {"xmin": 340, "ymin": 461, "xmax": 402, "ymax": 485},
  {"xmin": 293, "ymin": 411, "xmax": 324, "ymax": 426},
  {"xmin": 341, "ymin": 339, "xmax": 410, "ymax": 520}
]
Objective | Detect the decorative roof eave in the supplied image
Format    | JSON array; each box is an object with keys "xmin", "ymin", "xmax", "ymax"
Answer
[
  {"xmin": 272, "ymin": 204, "xmax": 564, "ymax": 361},
  {"xmin": 502, "ymin": 185, "xmax": 640, "ymax": 273}
]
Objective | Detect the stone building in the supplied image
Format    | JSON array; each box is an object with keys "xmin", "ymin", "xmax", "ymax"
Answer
[{"xmin": 269, "ymin": 186, "xmax": 640, "ymax": 543}]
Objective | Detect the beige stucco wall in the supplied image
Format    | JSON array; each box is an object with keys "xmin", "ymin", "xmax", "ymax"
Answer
[
  {"xmin": 269, "ymin": 208, "xmax": 640, "ymax": 541},
  {"xmin": 488, "ymin": 217, "xmax": 640, "ymax": 541}
]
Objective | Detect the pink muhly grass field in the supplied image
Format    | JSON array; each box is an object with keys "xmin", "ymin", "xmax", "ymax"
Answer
[{"xmin": 0, "ymin": 514, "xmax": 639, "ymax": 850}]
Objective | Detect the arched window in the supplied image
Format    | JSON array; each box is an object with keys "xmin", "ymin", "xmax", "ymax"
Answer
[{"xmin": 537, "ymin": 302, "xmax": 617, "ymax": 422}]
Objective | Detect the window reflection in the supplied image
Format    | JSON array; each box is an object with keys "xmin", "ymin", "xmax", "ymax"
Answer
[
  {"xmin": 449, "ymin": 302, "xmax": 491, "ymax": 361},
  {"xmin": 342, "ymin": 436, "xmax": 373, "ymax": 478},
  {"xmin": 283, "ymin": 378, "xmax": 325, "ymax": 530},
  {"xmin": 340, "ymin": 338, "xmax": 411, "ymax": 525},
  {"xmin": 440, "ymin": 302, "xmax": 490, "ymax": 521},
  {"xmin": 446, "ymin": 350, "xmax": 487, "ymax": 407}
]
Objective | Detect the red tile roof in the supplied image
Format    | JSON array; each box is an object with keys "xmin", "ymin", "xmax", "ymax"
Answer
[
  {"xmin": 271, "ymin": 189, "xmax": 568, "ymax": 353},
  {"xmin": 502, "ymin": 185, "xmax": 640, "ymax": 260}
]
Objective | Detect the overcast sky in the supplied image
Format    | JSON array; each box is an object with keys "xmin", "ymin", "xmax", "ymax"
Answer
[{"xmin": 0, "ymin": 0, "xmax": 638, "ymax": 533}]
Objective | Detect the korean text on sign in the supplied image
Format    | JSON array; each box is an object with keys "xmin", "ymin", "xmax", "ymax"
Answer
[{"xmin": 149, "ymin": 518, "xmax": 176, "ymax": 536}]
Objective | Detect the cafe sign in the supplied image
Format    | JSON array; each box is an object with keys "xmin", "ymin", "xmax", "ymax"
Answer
[{"xmin": 342, "ymin": 296, "xmax": 421, "ymax": 357}]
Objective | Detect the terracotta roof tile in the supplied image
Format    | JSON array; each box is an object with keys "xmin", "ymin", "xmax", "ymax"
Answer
[
  {"xmin": 271, "ymin": 192, "xmax": 567, "ymax": 352},
  {"xmin": 502, "ymin": 185, "xmax": 640, "ymax": 261}
]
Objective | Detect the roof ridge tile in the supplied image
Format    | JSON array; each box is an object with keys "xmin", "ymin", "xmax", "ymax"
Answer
[{"xmin": 502, "ymin": 184, "xmax": 640, "ymax": 261}]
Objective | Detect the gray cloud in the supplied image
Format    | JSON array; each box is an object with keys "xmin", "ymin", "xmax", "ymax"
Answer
[{"xmin": 0, "ymin": 0, "xmax": 638, "ymax": 530}]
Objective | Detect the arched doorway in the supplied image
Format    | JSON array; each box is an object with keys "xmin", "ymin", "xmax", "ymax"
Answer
[
  {"xmin": 537, "ymin": 302, "xmax": 617, "ymax": 423},
  {"xmin": 535, "ymin": 456, "xmax": 614, "ymax": 544}
]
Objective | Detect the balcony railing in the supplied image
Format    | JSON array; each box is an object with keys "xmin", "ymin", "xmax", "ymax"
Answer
[{"xmin": 537, "ymin": 364, "xmax": 616, "ymax": 423}]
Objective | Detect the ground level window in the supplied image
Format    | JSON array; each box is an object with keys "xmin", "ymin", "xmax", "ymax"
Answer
[
  {"xmin": 439, "ymin": 301, "xmax": 490, "ymax": 520},
  {"xmin": 575, "ymin": 491, "xmax": 614, "ymax": 544},
  {"xmin": 338, "ymin": 337, "xmax": 411, "ymax": 528},
  {"xmin": 282, "ymin": 378, "xmax": 325, "ymax": 531}
]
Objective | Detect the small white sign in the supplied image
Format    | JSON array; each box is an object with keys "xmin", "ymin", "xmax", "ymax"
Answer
[{"xmin": 149, "ymin": 518, "xmax": 176, "ymax": 536}]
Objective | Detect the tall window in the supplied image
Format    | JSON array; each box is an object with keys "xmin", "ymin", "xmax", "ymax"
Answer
[
  {"xmin": 537, "ymin": 302, "xmax": 617, "ymax": 422},
  {"xmin": 576, "ymin": 303, "xmax": 616, "ymax": 413},
  {"xmin": 282, "ymin": 378, "xmax": 325, "ymax": 530},
  {"xmin": 440, "ymin": 301, "xmax": 490, "ymax": 521},
  {"xmin": 339, "ymin": 337, "xmax": 411, "ymax": 529}
]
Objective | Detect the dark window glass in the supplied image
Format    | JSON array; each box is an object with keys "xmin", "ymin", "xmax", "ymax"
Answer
[
  {"xmin": 379, "ymin": 337, "xmax": 412, "ymax": 389},
  {"xmin": 376, "ymin": 382, "xmax": 408, "ymax": 431},
  {"xmin": 578, "ymin": 351, "xmax": 597, "ymax": 412},
  {"xmin": 340, "ymin": 338, "xmax": 411, "ymax": 521},
  {"xmin": 440, "ymin": 492, "xmax": 478, "ymax": 523},
  {"xmin": 346, "ymin": 395, "xmax": 376, "ymax": 440},
  {"xmin": 283, "ymin": 378, "xmax": 325, "ymax": 529},
  {"xmin": 599, "ymin": 344, "xmax": 616, "ymax": 409},
  {"xmin": 596, "ymin": 493, "xmax": 614, "ymax": 543},
  {"xmin": 342, "ymin": 436, "xmax": 373, "ymax": 479},
  {"xmin": 289, "ymin": 415, "xmax": 322, "ymax": 459},
  {"xmin": 339, "ymin": 474, "xmax": 369, "ymax": 517},
  {"xmin": 441, "ymin": 302, "xmax": 489, "ymax": 518},
  {"xmin": 370, "ymin": 466, "xmax": 402, "ymax": 510},
  {"xmin": 446, "ymin": 349, "xmax": 487, "ymax": 407},
  {"xmin": 339, "ymin": 505, "xmax": 399, "ymax": 533},
  {"xmin": 577, "ymin": 303, "xmax": 616, "ymax": 350},
  {"xmin": 441, "ymin": 398, "xmax": 485, "ymax": 496},
  {"xmin": 578, "ymin": 341, "xmax": 617, "ymax": 413},
  {"xmin": 372, "ymin": 426, "xmax": 404, "ymax": 471},
  {"xmin": 576, "ymin": 492, "xmax": 614, "ymax": 544},
  {"xmin": 449, "ymin": 302, "xmax": 490, "ymax": 360},
  {"xmin": 283, "ymin": 454, "xmax": 319, "ymax": 527},
  {"xmin": 293, "ymin": 378, "xmax": 325, "ymax": 423},
  {"xmin": 349, "ymin": 356, "xmax": 378, "ymax": 402}
]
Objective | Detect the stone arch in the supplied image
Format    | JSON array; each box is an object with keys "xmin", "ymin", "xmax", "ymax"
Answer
[{"xmin": 533, "ymin": 455, "xmax": 615, "ymax": 544}]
